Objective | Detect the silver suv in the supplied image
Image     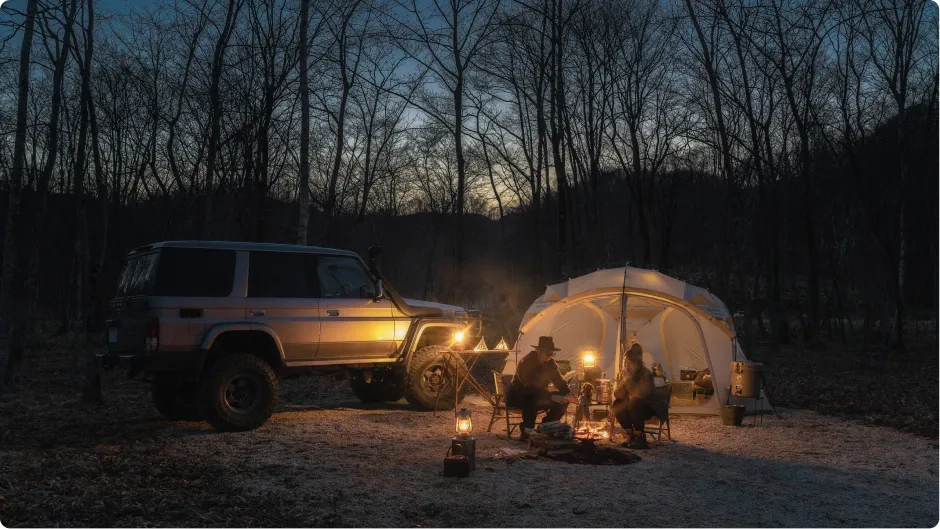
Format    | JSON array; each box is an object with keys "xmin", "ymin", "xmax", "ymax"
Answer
[{"xmin": 98, "ymin": 241, "xmax": 481, "ymax": 431}]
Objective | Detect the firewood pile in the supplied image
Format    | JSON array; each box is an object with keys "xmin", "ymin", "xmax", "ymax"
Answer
[{"xmin": 527, "ymin": 421, "xmax": 579, "ymax": 456}]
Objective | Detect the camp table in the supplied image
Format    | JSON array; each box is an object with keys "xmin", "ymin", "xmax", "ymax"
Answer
[{"xmin": 433, "ymin": 349, "xmax": 514, "ymax": 417}]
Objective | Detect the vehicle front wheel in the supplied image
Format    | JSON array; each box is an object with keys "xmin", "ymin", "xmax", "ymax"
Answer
[
  {"xmin": 404, "ymin": 345, "xmax": 466, "ymax": 410},
  {"xmin": 199, "ymin": 353, "xmax": 279, "ymax": 432}
]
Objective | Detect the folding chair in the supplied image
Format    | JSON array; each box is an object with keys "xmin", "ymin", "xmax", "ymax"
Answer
[
  {"xmin": 643, "ymin": 383, "xmax": 673, "ymax": 445},
  {"xmin": 487, "ymin": 371, "xmax": 525, "ymax": 438}
]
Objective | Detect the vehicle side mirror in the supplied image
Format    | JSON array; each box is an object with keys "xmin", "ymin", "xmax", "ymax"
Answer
[{"xmin": 373, "ymin": 279, "xmax": 384, "ymax": 302}]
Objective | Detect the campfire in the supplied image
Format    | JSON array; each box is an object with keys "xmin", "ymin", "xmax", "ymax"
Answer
[{"xmin": 573, "ymin": 424, "xmax": 610, "ymax": 441}]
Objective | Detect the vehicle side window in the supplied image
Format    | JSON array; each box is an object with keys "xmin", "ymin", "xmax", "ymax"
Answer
[
  {"xmin": 316, "ymin": 256, "xmax": 375, "ymax": 299},
  {"xmin": 248, "ymin": 252, "xmax": 319, "ymax": 298},
  {"xmin": 154, "ymin": 248, "xmax": 236, "ymax": 297}
]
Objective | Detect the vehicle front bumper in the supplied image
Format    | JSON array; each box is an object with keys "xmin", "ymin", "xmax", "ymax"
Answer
[{"xmin": 95, "ymin": 349, "xmax": 208, "ymax": 382}]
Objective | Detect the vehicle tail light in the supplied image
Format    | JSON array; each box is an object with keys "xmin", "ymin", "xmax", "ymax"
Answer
[{"xmin": 146, "ymin": 318, "xmax": 159, "ymax": 352}]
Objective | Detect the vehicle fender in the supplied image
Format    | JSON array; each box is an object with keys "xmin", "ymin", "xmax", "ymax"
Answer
[
  {"xmin": 400, "ymin": 320, "xmax": 466, "ymax": 368},
  {"xmin": 200, "ymin": 322, "xmax": 286, "ymax": 361}
]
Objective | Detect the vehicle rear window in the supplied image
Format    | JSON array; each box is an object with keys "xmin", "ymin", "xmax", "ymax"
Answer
[
  {"xmin": 248, "ymin": 251, "xmax": 319, "ymax": 298},
  {"xmin": 153, "ymin": 247, "xmax": 236, "ymax": 297},
  {"xmin": 116, "ymin": 252, "xmax": 159, "ymax": 297}
]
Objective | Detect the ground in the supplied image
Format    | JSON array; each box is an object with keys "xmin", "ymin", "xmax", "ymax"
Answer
[{"xmin": 0, "ymin": 345, "xmax": 938, "ymax": 527}]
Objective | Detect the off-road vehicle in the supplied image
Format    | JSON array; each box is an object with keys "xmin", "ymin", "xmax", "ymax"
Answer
[{"xmin": 97, "ymin": 241, "xmax": 481, "ymax": 431}]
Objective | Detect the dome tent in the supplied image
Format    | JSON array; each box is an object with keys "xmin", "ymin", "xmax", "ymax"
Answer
[{"xmin": 509, "ymin": 267, "xmax": 763, "ymax": 415}]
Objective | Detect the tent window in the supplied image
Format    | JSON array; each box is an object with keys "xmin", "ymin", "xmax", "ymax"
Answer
[{"xmin": 689, "ymin": 293, "xmax": 713, "ymax": 306}]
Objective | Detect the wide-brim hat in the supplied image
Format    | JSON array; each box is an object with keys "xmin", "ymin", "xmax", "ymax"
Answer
[{"xmin": 531, "ymin": 335, "xmax": 561, "ymax": 353}]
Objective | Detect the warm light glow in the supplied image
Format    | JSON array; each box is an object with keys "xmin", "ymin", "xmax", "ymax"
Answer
[
  {"xmin": 454, "ymin": 331, "xmax": 465, "ymax": 343},
  {"xmin": 493, "ymin": 337, "xmax": 509, "ymax": 350},
  {"xmin": 455, "ymin": 407, "xmax": 472, "ymax": 435},
  {"xmin": 582, "ymin": 351, "xmax": 596, "ymax": 368},
  {"xmin": 473, "ymin": 337, "xmax": 488, "ymax": 351}
]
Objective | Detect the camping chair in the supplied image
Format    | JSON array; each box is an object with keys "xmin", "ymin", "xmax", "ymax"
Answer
[
  {"xmin": 643, "ymin": 383, "xmax": 672, "ymax": 445},
  {"xmin": 487, "ymin": 371, "xmax": 545, "ymax": 438}
]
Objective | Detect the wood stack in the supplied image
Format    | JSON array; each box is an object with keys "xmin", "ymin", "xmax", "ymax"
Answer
[{"xmin": 527, "ymin": 421, "xmax": 579, "ymax": 456}]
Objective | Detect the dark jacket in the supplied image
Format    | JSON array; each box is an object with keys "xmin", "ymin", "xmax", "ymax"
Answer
[
  {"xmin": 511, "ymin": 351, "xmax": 571, "ymax": 395},
  {"xmin": 614, "ymin": 365, "xmax": 654, "ymax": 401}
]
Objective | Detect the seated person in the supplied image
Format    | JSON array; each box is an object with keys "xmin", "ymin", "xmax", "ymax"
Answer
[
  {"xmin": 611, "ymin": 352, "xmax": 655, "ymax": 449},
  {"xmin": 506, "ymin": 336, "xmax": 572, "ymax": 441}
]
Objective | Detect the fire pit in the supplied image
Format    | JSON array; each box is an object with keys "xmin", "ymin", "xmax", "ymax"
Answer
[
  {"xmin": 526, "ymin": 422, "xmax": 640, "ymax": 466},
  {"xmin": 546, "ymin": 439, "xmax": 640, "ymax": 465}
]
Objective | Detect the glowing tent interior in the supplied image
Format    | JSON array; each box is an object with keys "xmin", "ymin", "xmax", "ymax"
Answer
[{"xmin": 506, "ymin": 267, "xmax": 767, "ymax": 415}]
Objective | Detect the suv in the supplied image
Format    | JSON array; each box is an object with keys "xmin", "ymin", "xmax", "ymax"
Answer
[{"xmin": 98, "ymin": 241, "xmax": 481, "ymax": 431}]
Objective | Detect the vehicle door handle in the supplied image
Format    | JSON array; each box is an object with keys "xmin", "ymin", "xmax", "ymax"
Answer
[
  {"xmin": 327, "ymin": 310, "xmax": 340, "ymax": 316},
  {"xmin": 250, "ymin": 309, "xmax": 265, "ymax": 316}
]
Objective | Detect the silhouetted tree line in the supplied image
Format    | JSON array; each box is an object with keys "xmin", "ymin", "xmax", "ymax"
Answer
[{"xmin": 0, "ymin": 0, "xmax": 936, "ymax": 391}]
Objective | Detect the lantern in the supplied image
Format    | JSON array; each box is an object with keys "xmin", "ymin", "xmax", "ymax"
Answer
[
  {"xmin": 582, "ymin": 350, "xmax": 597, "ymax": 368},
  {"xmin": 455, "ymin": 407, "xmax": 473, "ymax": 436},
  {"xmin": 581, "ymin": 350, "xmax": 601, "ymax": 382},
  {"xmin": 473, "ymin": 337, "xmax": 488, "ymax": 351},
  {"xmin": 449, "ymin": 407, "xmax": 476, "ymax": 473},
  {"xmin": 492, "ymin": 337, "xmax": 509, "ymax": 350}
]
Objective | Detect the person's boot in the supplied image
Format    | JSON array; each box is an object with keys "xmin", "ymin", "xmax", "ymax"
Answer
[
  {"xmin": 627, "ymin": 433, "xmax": 649, "ymax": 450},
  {"xmin": 620, "ymin": 430, "xmax": 637, "ymax": 448},
  {"xmin": 519, "ymin": 425, "xmax": 534, "ymax": 443}
]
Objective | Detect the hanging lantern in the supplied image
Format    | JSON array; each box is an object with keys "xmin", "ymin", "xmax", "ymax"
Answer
[
  {"xmin": 582, "ymin": 350, "xmax": 597, "ymax": 368},
  {"xmin": 455, "ymin": 407, "xmax": 473, "ymax": 436}
]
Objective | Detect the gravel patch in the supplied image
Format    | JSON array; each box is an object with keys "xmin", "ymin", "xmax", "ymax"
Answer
[{"xmin": 1, "ymin": 369, "xmax": 938, "ymax": 527}]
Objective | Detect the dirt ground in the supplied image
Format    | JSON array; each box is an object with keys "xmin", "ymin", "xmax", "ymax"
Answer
[{"xmin": 1, "ymin": 347, "xmax": 938, "ymax": 528}]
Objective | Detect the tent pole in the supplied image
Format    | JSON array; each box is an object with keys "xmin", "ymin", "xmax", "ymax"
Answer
[{"xmin": 617, "ymin": 265, "xmax": 629, "ymax": 380}]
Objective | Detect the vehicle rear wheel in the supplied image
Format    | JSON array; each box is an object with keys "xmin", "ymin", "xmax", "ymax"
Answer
[
  {"xmin": 200, "ymin": 353, "xmax": 278, "ymax": 432},
  {"xmin": 152, "ymin": 379, "xmax": 203, "ymax": 421},
  {"xmin": 350, "ymin": 369, "xmax": 406, "ymax": 403},
  {"xmin": 404, "ymin": 345, "xmax": 466, "ymax": 410}
]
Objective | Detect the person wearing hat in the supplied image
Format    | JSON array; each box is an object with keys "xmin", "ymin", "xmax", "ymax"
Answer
[{"xmin": 506, "ymin": 336, "xmax": 572, "ymax": 441}]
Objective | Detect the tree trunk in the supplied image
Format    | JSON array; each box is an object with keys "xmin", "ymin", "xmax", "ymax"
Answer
[
  {"xmin": 297, "ymin": 0, "xmax": 311, "ymax": 244},
  {"xmin": 74, "ymin": 0, "xmax": 101, "ymax": 404},
  {"xmin": 202, "ymin": 0, "xmax": 241, "ymax": 238},
  {"xmin": 0, "ymin": 0, "xmax": 39, "ymax": 393}
]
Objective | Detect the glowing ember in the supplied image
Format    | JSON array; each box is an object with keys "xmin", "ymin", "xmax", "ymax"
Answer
[{"xmin": 574, "ymin": 424, "xmax": 609, "ymax": 441}]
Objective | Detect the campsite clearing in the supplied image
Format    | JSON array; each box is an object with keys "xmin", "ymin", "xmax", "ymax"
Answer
[{"xmin": 1, "ymin": 353, "xmax": 937, "ymax": 528}]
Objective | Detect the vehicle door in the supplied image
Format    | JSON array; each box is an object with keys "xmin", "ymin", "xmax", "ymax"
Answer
[
  {"xmin": 245, "ymin": 251, "xmax": 321, "ymax": 361},
  {"xmin": 315, "ymin": 255, "xmax": 395, "ymax": 360}
]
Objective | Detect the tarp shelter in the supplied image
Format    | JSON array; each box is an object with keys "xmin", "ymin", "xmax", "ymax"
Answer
[{"xmin": 507, "ymin": 267, "xmax": 764, "ymax": 415}]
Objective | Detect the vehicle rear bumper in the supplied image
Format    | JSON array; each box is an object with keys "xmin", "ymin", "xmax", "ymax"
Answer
[{"xmin": 95, "ymin": 349, "xmax": 207, "ymax": 382}]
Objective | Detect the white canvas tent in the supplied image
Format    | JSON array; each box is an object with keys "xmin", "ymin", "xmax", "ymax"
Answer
[{"xmin": 507, "ymin": 267, "xmax": 764, "ymax": 415}]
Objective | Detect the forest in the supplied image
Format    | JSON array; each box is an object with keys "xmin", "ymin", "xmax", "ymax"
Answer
[{"xmin": 0, "ymin": 0, "xmax": 937, "ymax": 392}]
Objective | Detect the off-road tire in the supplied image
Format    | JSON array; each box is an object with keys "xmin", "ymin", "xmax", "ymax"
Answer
[
  {"xmin": 152, "ymin": 380, "xmax": 203, "ymax": 421},
  {"xmin": 350, "ymin": 370, "xmax": 406, "ymax": 403},
  {"xmin": 199, "ymin": 353, "xmax": 279, "ymax": 432},
  {"xmin": 404, "ymin": 345, "xmax": 466, "ymax": 410}
]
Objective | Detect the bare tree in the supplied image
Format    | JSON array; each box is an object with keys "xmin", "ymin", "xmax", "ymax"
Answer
[
  {"xmin": 200, "ymin": 0, "xmax": 244, "ymax": 238},
  {"xmin": 297, "ymin": 0, "xmax": 312, "ymax": 244},
  {"xmin": 390, "ymin": 0, "xmax": 501, "ymax": 297},
  {"xmin": 0, "ymin": 0, "xmax": 39, "ymax": 392}
]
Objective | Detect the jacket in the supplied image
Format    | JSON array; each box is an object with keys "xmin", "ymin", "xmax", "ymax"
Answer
[
  {"xmin": 510, "ymin": 351, "xmax": 571, "ymax": 395},
  {"xmin": 614, "ymin": 365, "xmax": 654, "ymax": 401}
]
